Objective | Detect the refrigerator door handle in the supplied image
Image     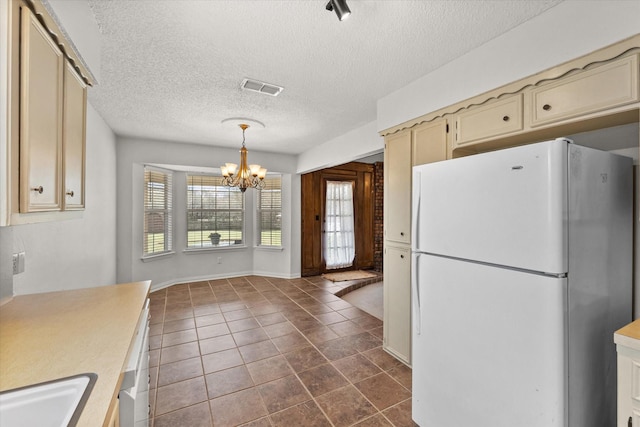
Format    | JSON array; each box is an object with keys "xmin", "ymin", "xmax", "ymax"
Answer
[
  {"xmin": 413, "ymin": 252, "xmax": 422, "ymax": 335},
  {"xmin": 411, "ymin": 169, "xmax": 421, "ymax": 250}
]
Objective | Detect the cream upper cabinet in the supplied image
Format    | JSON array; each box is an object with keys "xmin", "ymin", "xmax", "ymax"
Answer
[
  {"xmin": 530, "ymin": 54, "xmax": 639, "ymax": 127},
  {"xmin": 384, "ymin": 130, "xmax": 411, "ymax": 244},
  {"xmin": 19, "ymin": 6, "xmax": 64, "ymax": 212},
  {"xmin": 383, "ymin": 244, "xmax": 411, "ymax": 365},
  {"xmin": 380, "ymin": 38, "xmax": 640, "ymax": 160},
  {"xmin": 455, "ymin": 94, "xmax": 523, "ymax": 148},
  {"xmin": 412, "ymin": 120, "xmax": 448, "ymax": 166},
  {"xmin": 17, "ymin": 6, "xmax": 87, "ymax": 215},
  {"xmin": 63, "ymin": 60, "xmax": 87, "ymax": 210}
]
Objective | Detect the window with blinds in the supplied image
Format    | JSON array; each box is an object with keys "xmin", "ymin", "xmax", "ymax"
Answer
[
  {"xmin": 187, "ymin": 175, "xmax": 244, "ymax": 248},
  {"xmin": 143, "ymin": 167, "xmax": 173, "ymax": 256},
  {"xmin": 257, "ymin": 175, "xmax": 282, "ymax": 247}
]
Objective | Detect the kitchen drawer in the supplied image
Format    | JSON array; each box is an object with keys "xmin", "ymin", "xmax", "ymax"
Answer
[
  {"xmin": 530, "ymin": 54, "xmax": 639, "ymax": 127},
  {"xmin": 455, "ymin": 94, "xmax": 523, "ymax": 147}
]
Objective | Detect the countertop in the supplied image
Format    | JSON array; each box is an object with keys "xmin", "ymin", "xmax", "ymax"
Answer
[
  {"xmin": 0, "ymin": 281, "xmax": 150, "ymax": 426},
  {"xmin": 615, "ymin": 318, "xmax": 640, "ymax": 349}
]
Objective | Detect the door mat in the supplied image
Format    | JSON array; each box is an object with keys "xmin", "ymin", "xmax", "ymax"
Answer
[{"xmin": 322, "ymin": 270, "xmax": 378, "ymax": 282}]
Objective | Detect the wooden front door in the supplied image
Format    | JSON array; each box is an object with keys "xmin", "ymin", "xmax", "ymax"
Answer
[{"xmin": 301, "ymin": 162, "xmax": 375, "ymax": 276}]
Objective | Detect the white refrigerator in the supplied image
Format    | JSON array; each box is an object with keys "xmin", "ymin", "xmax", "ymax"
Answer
[{"xmin": 411, "ymin": 138, "xmax": 633, "ymax": 427}]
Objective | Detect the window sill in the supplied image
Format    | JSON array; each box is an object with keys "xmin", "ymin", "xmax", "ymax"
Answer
[
  {"xmin": 183, "ymin": 245, "xmax": 248, "ymax": 254},
  {"xmin": 141, "ymin": 251, "xmax": 175, "ymax": 262},
  {"xmin": 254, "ymin": 246, "xmax": 284, "ymax": 252}
]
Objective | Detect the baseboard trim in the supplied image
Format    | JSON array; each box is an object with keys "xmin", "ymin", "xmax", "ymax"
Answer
[{"xmin": 149, "ymin": 270, "xmax": 302, "ymax": 293}]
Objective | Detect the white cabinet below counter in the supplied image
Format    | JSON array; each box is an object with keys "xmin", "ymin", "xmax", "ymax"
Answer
[
  {"xmin": 615, "ymin": 319, "xmax": 640, "ymax": 427},
  {"xmin": 383, "ymin": 244, "xmax": 411, "ymax": 365}
]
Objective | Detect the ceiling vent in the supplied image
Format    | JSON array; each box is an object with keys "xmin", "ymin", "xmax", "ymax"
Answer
[{"xmin": 241, "ymin": 78, "xmax": 284, "ymax": 97}]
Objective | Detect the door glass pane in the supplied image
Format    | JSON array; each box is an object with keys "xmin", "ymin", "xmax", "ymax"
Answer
[{"xmin": 325, "ymin": 181, "xmax": 355, "ymax": 269}]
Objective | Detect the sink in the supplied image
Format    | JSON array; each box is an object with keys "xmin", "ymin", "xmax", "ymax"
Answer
[{"xmin": 0, "ymin": 373, "xmax": 97, "ymax": 427}]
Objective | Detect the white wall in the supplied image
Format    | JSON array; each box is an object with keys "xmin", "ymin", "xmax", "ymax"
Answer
[
  {"xmin": 297, "ymin": 120, "xmax": 382, "ymax": 174},
  {"xmin": 0, "ymin": 0, "xmax": 12, "ymax": 299},
  {"xmin": 253, "ymin": 173, "xmax": 301, "ymax": 278},
  {"xmin": 0, "ymin": 226, "xmax": 12, "ymax": 301},
  {"xmin": 45, "ymin": 0, "xmax": 101, "ymax": 82},
  {"xmin": 116, "ymin": 137, "xmax": 301, "ymax": 290},
  {"xmin": 377, "ymin": 1, "xmax": 640, "ymax": 132},
  {"xmin": 11, "ymin": 104, "xmax": 118, "ymax": 295}
]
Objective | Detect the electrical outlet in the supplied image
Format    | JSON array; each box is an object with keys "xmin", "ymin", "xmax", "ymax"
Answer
[
  {"xmin": 18, "ymin": 252, "xmax": 25, "ymax": 273},
  {"xmin": 12, "ymin": 252, "xmax": 25, "ymax": 275}
]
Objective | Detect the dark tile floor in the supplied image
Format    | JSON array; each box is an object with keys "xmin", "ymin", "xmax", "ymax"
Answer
[{"xmin": 149, "ymin": 275, "xmax": 415, "ymax": 427}]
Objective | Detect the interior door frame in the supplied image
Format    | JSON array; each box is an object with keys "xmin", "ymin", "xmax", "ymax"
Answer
[{"xmin": 300, "ymin": 162, "xmax": 376, "ymax": 276}]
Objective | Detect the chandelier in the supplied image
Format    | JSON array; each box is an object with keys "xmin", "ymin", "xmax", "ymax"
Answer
[{"xmin": 220, "ymin": 124, "xmax": 267, "ymax": 192}]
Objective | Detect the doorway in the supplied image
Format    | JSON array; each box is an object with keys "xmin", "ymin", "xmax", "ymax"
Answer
[{"xmin": 301, "ymin": 161, "xmax": 380, "ymax": 276}]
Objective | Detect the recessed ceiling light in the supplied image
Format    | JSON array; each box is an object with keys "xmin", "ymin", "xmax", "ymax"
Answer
[{"xmin": 241, "ymin": 78, "xmax": 284, "ymax": 97}]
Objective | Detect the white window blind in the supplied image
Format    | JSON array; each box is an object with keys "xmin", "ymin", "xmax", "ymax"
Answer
[
  {"xmin": 143, "ymin": 167, "xmax": 173, "ymax": 256},
  {"xmin": 257, "ymin": 175, "xmax": 282, "ymax": 247},
  {"xmin": 187, "ymin": 175, "xmax": 244, "ymax": 248}
]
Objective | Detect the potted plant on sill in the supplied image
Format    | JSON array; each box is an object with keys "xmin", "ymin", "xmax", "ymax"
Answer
[{"xmin": 208, "ymin": 232, "xmax": 221, "ymax": 246}]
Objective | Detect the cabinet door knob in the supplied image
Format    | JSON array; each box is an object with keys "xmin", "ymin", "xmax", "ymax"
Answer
[
  {"xmin": 400, "ymin": 232, "xmax": 404, "ymax": 236},
  {"xmin": 400, "ymin": 254, "xmax": 405, "ymax": 259},
  {"xmin": 502, "ymin": 115, "xmax": 510, "ymax": 122},
  {"xmin": 66, "ymin": 190, "xmax": 75, "ymax": 197},
  {"xmin": 542, "ymin": 104, "xmax": 552, "ymax": 111},
  {"xmin": 629, "ymin": 416, "xmax": 632, "ymax": 427},
  {"xmin": 31, "ymin": 186, "xmax": 43, "ymax": 194}
]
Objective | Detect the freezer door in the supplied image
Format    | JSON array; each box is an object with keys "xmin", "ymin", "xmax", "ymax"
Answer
[
  {"xmin": 412, "ymin": 254, "xmax": 567, "ymax": 427},
  {"xmin": 412, "ymin": 139, "xmax": 568, "ymax": 274}
]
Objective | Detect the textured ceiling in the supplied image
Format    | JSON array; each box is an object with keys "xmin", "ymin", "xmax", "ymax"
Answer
[{"xmin": 86, "ymin": 0, "xmax": 563, "ymax": 155}]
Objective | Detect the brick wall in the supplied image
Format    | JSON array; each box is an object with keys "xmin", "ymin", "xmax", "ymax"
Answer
[{"xmin": 374, "ymin": 161, "xmax": 384, "ymax": 272}]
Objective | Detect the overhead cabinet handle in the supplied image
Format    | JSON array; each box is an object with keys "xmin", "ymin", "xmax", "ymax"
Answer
[
  {"xmin": 32, "ymin": 186, "xmax": 44, "ymax": 194},
  {"xmin": 542, "ymin": 104, "xmax": 552, "ymax": 111}
]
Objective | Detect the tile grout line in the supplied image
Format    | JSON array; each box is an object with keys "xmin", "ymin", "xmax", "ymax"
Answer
[
  {"xmin": 152, "ymin": 275, "xmax": 408, "ymax": 427},
  {"xmin": 254, "ymin": 275, "xmax": 404, "ymax": 426}
]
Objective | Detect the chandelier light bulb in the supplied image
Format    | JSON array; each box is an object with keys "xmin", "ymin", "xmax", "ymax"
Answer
[{"xmin": 249, "ymin": 164, "xmax": 261, "ymax": 176}]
